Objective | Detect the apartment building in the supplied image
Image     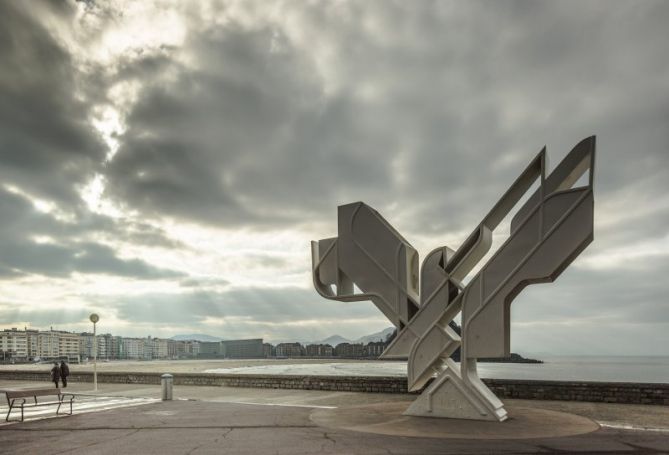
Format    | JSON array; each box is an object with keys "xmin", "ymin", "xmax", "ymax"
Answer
[
  {"xmin": 148, "ymin": 338, "xmax": 168, "ymax": 359},
  {"xmin": 0, "ymin": 329, "xmax": 28, "ymax": 360},
  {"xmin": 275, "ymin": 342, "xmax": 304, "ymax": 357},
  {"xmin": 123, "ymin": 338, "xmax": 145, "ymax": 359},
  {"xmin": 79, "ymin": 332, "xmax": 95, "ymax": 359},
  {"xmin": 58, "ymin": 331, "xmax": 80, "ymax": 362},
  {"xmin": 183, "ymin": 340, "xmax": 200, "ymax": 357},
  {"xmin": 199, "ymin": 341, "xmax": 222, "ymax": 357},
  {"xmin": 26, "ymin": 329, "xmax": 39, "ymax": 358},
  {"xmin": 111, "ymin": 336, "xmax": 125, "ymax": 360},
  {"xmin": 37, "ymin": 330, "xmax": 60, "ymax": 358},
  {"xmin": 167, "ymin": 339, "xmax": 182, "ymax": 359},
  {"xmin": 222, "ymin": 339, "xmax": 263, "ymax": 358},
  {"xmin": 98, "ymin": 334, "xmax": 113, "ymax": 360},
  {"xmin": 364, "ymin": 341, "xmax": 386, "ymax": 357},
  {"xmin": 334, "ymin": 342, "xmax": 364, "ymax": 358},
  {"xmin": 2, "ymin": 328, "xmax": 81, "ymax": 362},
  {"xmin": 305, "ymin": 344, "xmax": 334, "ymax": 357}
]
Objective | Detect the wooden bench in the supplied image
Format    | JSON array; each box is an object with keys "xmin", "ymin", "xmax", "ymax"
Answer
[{"xmin": 5, "ymin": 388, "xmax": 75, "ymax": 422}]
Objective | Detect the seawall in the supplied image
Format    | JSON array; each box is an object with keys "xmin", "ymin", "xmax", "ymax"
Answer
[{"xmin": 1, "ymin": 370, "xmax": 667, "ymax": 405}]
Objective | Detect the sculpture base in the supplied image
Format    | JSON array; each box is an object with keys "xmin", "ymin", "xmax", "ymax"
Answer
[
  {"xmin": 310, "ymin": 402, "xmax": 599, "ymax": 440},
  {"xmin": 404, "ymin": 366, "xmax": 508, "ymax": 421}
]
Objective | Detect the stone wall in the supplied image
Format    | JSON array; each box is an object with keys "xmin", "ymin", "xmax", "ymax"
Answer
[
  {"xmin": 485, "ymin": 378, "xmax": 669, "ymax": 405},
  {"xmin": 1, "ymin": 370, "xmax": 667, "ymax": 405}
]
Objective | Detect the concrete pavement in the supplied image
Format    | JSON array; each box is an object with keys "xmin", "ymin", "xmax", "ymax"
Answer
[{"xmin": 1, "ymin": 380, "xmax": 669, "ymax": 454}]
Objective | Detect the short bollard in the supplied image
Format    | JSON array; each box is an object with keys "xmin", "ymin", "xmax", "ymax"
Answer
[{"xmin": 161, "ymin": 373, "xmax": 173, "ymax": 401}]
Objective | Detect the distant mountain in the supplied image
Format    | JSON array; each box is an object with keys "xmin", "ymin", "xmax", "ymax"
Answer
[
  {"xmin": 354, "ymin": 327, "xmax": 394, "ymax": 344},
  {"xmin": 318, "ymin": 335, "xmax": 351, "ymax": 346},
  {"xmin": 305, "ymin": 327, "xmax": 395, "ymax": 347},
  {"xmin": 171, "ymin": 334, "xmax": 222, "ymax": 342}
]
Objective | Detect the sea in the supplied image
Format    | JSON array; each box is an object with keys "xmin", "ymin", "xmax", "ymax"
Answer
[{"xmin": 204, "ymin": 355, "xmax": 669, "ymax": 383}]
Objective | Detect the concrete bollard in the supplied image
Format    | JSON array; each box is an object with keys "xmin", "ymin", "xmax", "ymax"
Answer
[{"xmin": 161, "ymin": 373, "xmax": 173, "ymax": 401}]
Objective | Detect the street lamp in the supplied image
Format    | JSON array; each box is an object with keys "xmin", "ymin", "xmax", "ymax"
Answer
[{"xmin": 89, "ymin": 313, "xmax": 99, "ymax": 391}]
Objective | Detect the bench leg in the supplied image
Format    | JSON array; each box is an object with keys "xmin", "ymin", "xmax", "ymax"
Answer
[
  {"xmin": 56, "ymin": 398, "xmax": 73, "ymax": 416},
  {"xmin": 5, "ymin": 400, "xmax": 25, "ymax": 422}
]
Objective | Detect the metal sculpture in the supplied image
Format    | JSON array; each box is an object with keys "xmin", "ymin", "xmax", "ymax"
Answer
[{"xmin": 311, "ymin": 137, "xmax": 596, "ymax": 421}]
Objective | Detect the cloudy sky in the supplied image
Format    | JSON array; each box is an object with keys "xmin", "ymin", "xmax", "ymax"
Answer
[{"xmin": 1, "ymin": 0, "xmax": 668, "ymax": 354}]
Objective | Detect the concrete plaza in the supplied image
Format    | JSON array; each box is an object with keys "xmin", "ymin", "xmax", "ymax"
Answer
[{"xmin": 1, "ymin": 379, "xmax": 669, "ymax": 454}]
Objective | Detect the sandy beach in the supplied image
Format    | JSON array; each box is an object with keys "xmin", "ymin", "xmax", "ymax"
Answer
[{"xmin": 0, "ymin": 358, "xmax": 378, "ymax": 374}]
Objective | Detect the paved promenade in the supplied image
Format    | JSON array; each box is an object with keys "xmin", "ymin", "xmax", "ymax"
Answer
[{"xmin": 1, "ymin": 380, "xmax": 669, "ymax": 454}]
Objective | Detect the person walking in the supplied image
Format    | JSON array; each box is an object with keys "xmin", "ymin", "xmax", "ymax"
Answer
[
  {"xmin": 60, "ymin": 361, "xmax": 70, "ymax": 388},
  {"xmin": 50, "ymin": 362, "xmax": 60, "ymax": 388}
]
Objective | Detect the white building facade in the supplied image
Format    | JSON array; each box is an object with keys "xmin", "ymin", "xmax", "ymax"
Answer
[{"xmin": 0, "ymin": 329, "xmax": 28, "ymax": 360}]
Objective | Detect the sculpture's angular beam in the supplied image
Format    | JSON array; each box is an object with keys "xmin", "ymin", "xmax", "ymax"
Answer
[
  {"xmin": 463, "ymin": 136, "xmax": 595, "ymax": 359},
  {"xmin": 383, "ymin": 149, "xmax": 548, "ymax": 361}
]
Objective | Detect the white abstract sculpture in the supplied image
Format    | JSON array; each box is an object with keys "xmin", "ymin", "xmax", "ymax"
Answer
[{"xmin": 312, "ymin": 137, "xmax": 596, "ymax": 421}]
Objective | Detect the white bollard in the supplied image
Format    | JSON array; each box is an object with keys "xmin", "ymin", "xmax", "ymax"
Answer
[{"xmin": 161, "ymin": 373, "xmax": 173, "ymax": 401}]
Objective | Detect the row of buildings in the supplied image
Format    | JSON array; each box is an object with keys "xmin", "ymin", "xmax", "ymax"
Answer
[
  {"xmin": 198, "ymin": 340, "xmax": 386, "ymax": 359},
  {"xmin": 1, "ymin": 328, "xmax": 389, "ymax": 363},
  {"xmin": 0, "ymin": 328, "xmax": 200, "ymax": 363},
  {"xmin": 269, "ymin": 341, "xmax": 386, "ymax": 358}
]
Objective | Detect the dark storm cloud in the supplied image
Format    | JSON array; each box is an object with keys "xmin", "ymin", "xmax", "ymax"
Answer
[
  {"xmin": 0, "ymin": 2, "xmax": 186, "ymax": 278},
  {"xmin": 103, "ymin": 22, "xmax": 394, "ymax": 225},
  {"xmin": 0, "ymin": 188, "xmax": 183, "ymax": 279},
  {"xmin": 0, "ymin": 2, "xmax": 105, "ymax": 206},
  {"xmin": 97, "ymin": 0, "xmax": 669, "ymax": 251}
]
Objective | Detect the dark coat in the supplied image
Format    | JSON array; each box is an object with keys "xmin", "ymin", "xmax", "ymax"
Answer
[
  {"xmin": 50, "ymin": 365, "xmax": 60, "ymax": 382},
  {"xmin": 60, "ymin": 362, "xmax": 69, "ymax": 378}
]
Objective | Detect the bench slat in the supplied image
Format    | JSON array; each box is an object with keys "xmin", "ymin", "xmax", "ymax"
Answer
[{"xmin": 6, "ymin": 389, "xmax": 61, "ymax": 399}]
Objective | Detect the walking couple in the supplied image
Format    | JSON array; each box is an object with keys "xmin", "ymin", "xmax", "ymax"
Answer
[{"xmin": 50, "ymin": 361, "xmax": 70, "ymax": 388}]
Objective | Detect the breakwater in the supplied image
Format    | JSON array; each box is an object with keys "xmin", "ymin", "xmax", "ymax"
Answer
[{"xmin": 1, "ymin": 370, "xmax": 667, "ymax": 405}]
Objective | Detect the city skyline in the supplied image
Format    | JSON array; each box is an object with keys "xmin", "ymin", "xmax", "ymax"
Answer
[
  {"xmin": 0, "ymin": 326, "xmax": 390, "ymax": 363},
  {"xmin": 1, "ymin": 323, "xmax": 394, "ymax": 346},
  {"xmin": 1, "ymin": 1, "xmax": 669, "ymax": 355}
]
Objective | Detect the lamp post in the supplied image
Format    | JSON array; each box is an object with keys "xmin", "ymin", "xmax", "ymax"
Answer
[{"xmin": 89, "ymin": 313, "xmax": 99, "ymax": 391}]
